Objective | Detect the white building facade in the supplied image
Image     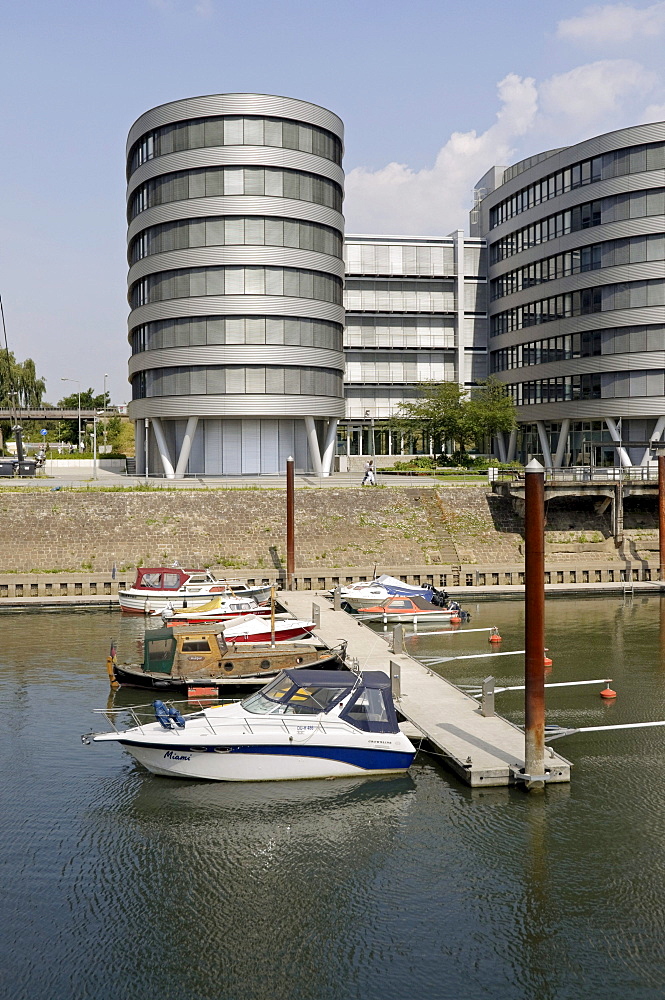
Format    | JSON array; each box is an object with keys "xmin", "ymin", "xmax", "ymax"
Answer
[
  {"xmin": 340, "ymin": 232, "xmax": 488, "ymax": 459},
  {"xmin": 126, "ymin": 93, "xmax": 345, "ymax": 477}
]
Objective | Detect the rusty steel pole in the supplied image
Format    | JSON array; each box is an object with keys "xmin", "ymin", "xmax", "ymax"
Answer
[
  {"xmin": 659, "ymin": 454, "xmax": 665, "ymax": 582},
  {"xmin": 286, "ymin": 455, "xmax": 295, "ymax": 590},
  {"xmin": 524, "ymin": 458, "xmax": 546, "ymax": 790}
]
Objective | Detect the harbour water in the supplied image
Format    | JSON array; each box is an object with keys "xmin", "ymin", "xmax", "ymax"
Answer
[{"xmin": 2, "ymin": 596, "xmax": 665, "ymax": 999}]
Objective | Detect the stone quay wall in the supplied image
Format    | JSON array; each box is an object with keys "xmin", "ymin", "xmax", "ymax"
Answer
[{"xmin": 0, "ymin": 486, "xmax": 660, "ymax": 591}]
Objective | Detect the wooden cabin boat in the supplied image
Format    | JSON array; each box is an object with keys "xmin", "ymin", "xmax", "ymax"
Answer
[{"xmin": 107, "ymin": 625, "xmax": 345, "ymax": 694}]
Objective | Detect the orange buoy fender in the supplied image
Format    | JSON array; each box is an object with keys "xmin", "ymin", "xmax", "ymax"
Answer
[
  {"xmin": 450, "ymin": 616, "xmax": 462, "ymax": 624},
  {"xmin": 489, "ymin": 630, "xmax": 502, "ymax": 643},
  {"xmin": 600, "ymin": 686, "xmax": 617, "ymax": 699}
]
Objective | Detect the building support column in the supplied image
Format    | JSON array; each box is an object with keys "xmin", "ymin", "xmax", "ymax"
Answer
[
  {"xmin": 507, "ymin": 427, "xmax": 517, "ymax": 463},
  {"xmin": 174, "ymin": 416, "xmax": 198, "ymax": 479},
  {"xmin": 304, "ymin": 417, "xmax": 323, "ymax": 476},
  {"xmin": 151, "ymin": 417, "xmax": 176, "ymax": 479},
  {"xmin": 605, "ymin": 417, "xmax": 632, "ymax": 468},
  {"xmin": 536, "ymin": 421, "xmax": 553, "ymax": 469},
  {"xmin": 553, "ymin": 418, "xmax": 570, "ymax": 469},
  {"xmin": 641, "ymin": 416, "xmax": 665, "ymax": 465},
  {"xmin": 495, "ymin": 432, "xmax": 507, "ymax": 463},
  {"xmin": 320, "ymin": 418, "xmax": 338, "ymax": 477},
  {"xmin": 135, "ymin": 421, "xmax": 145, "ymax": 476}
]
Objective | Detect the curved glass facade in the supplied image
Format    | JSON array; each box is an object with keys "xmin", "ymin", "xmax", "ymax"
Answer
[
  {"xmin": 473, "ymin": 121, "xmax": 665, "ymax": 467},
  {"xmin": 127, "ymin": 94, "xmax": 345, "ymax": 477}
]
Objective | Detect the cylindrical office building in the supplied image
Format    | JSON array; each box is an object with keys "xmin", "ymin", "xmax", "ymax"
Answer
[
  {"xmin": 473, "ymin": 122, "xmax": 665, "ymax": 467},
  {"xmin": 126, "ymin": 94, "xmax": 345, "ymax": 476}
]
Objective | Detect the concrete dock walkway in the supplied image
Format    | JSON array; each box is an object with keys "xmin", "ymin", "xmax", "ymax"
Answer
[{"xmin": 278, "ymin": 590, "xmax": 572, "ymax": 788}]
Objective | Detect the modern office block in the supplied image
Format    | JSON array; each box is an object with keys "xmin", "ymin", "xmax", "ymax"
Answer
[
  {"xmin": 127, "ymin": 94, "xmax": 345, "ymax": 476},
  {"xmin": 340, "ymin": 232, "xmax": 488, "ymax": 457},
  {"xmin": 472, "ymin": 122, "xmax": 665, "ymax": 467}
]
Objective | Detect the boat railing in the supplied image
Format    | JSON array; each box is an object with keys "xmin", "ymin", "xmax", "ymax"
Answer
[{"xmin": 91, "ymin": 697, "xmax": 241, "ymax": 735}]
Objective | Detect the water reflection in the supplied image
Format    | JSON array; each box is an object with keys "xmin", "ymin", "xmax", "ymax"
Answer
[{"xmin": 3, "ymin": 602, "xmax": 665, "ymax": 999}]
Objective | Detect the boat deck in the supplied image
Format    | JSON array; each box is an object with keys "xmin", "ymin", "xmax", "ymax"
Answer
[{"xmin": 278, "ymin": 591, "xmax": 571, "ymax": 788}]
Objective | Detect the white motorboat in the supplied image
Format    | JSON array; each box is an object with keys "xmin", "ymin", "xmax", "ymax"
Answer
[
  {"xmin": 354, "ymin": 594, "xmax": 463, "ymax": 623},
  {"xmin": 335, "ymin": 574, "xmax": 443, "ymax": 610},
  {"xmin": 155, "ymin": 594, "xmax": 269, "ymax": 623},
  {"xmin": 88, "ymin": 668, "xmax": 416, "ymax": 781},
  {"xmin": 118, "ymin": 566, "xmax": 272, "ymax": 614}
]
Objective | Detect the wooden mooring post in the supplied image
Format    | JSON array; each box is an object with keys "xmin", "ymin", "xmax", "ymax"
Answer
[
  {"xmin": 524, "ymin": 458, "xmax": 546, "ymax": 791},
  {"xmin": 286, "ymin": 456, "xmax": 294, "ymax": 590}
]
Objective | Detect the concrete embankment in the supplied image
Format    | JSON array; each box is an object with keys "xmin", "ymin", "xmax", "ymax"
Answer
[{"xmin": 0, "ymin": 486, "xmax": 661, "ymax": 601}]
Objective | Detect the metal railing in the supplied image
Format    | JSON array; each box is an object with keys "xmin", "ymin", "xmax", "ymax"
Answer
[{"xmin": 494, "ymin": 465, "xmax": 658, "ymax": 484}]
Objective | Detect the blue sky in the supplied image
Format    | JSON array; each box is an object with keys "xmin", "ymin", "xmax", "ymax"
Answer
[{"xmin": 1, "ymin": 0, "xmax": 664, "ymax": 403}]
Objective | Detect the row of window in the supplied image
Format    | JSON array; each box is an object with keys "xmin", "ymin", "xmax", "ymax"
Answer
[
  {"xmin": 345, "ymin": 289, "xmax": 456, "ymax": 314},
  {"xmin": 345, "ymin": 357, "xmax": 455, "ymax": 384},
  {"xmin": 129, "ymin": 115, "xmax": 342, "ymax": 175},
  {"xmin": 489, "ymin": 142, "xmax": 665, "ymax": 229},
  {"xmin": 510, "ymin": 369, "xmax": 665, "ymax": 405},
  {"xmin": 491, "ymin": 279, "xmax": 665, "ymax": 336},
  {"xmin": 345, "ymin": 316, "xmax": 456, "ymax": 349},
  {"xmin": 130, "ymin": 215, "xmax": 342, "ymax": 264},
  {"xmin": 346, "ymin": 243, "xmax": 458, "ymax": 277},
  {"xmin": 491, "ymin": 325, "xmax": 665, "ymax": 370},
  {"xmin": 132, "ymin": 365, "xmax": 343, "ymax": 399},
  {"xmin": 129, "ymin": 167, "xmax": 343, "ymax": 221},
  {"xmin": 490, "ymin": 234, "xmax": 665, "ymax": 300},
  {"xmin": 489, "ymin": 189, "xmax": 665, "ymax": 263},
  {"xmin": 130, "ymin": 316, "xmax": 343, "ymax": 354},
  {"xmin": 130, "ymin": 266, "xmax": 343, "ymax": 309}
]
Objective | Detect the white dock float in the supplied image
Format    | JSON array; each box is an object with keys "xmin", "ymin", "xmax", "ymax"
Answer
[{"xmin": 279, "ymin": 591, "xmax": 571, "ymax": 788}]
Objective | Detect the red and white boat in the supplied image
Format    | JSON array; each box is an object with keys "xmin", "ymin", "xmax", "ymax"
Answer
[
  {"xmin": 118, "ymin": 566, "xmax": 272, "ymax": 614},
  {"xmin": 218, "ymin": 614, "xmax": 316, "ymax": 643}
]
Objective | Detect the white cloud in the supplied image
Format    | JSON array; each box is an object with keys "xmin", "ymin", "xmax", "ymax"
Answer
[
  {"xmin": 344, "ymin": 57, "xmax": 662, "ymax": 236},
  {"xmin": 538, "ymin": 59, "xmax": 657, "ymax": 132},
  {"xmin": 557, "ymin": 2, "xmax": 665, "ymax": 45},
  {"xmin": 344, "ymin": 74, "xmax": 538, "ymax": 236}
]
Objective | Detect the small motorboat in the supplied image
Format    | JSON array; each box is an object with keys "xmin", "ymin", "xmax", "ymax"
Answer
[
  {"xmin": 118, "ymin": 566, "xmax": 272, "ymax": 614},
  {"xmin": 155, "ymin": 594, "xmax": 271, "ymax": 624},
  {"xmin": 335, "ymin": 575, "xmax": 445, "ymax": 610},
  {"xmin": 107, "ymin": 625, "xmax": 341, "ymax": 693},
  {"xmin": 354, "ymin": 594, "xmax": 464, "ymax": 624},
  {"xmin": 217, "ymin": 615, "xmax": 315, "ymax": 643},
  {"xmin": 88, "ymin": 668, "xmax": 416, "ymax": 781}
]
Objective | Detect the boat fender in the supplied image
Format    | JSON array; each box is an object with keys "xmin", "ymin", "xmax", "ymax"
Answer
[
  {"xmin": 153, "ymin": 700, "xmax": 173, "ymax": 729},
  {"xmin": 167, "ymin": 705, "xmax": 186, "ymax": 728}
]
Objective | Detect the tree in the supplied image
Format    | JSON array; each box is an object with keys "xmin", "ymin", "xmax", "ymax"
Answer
[
  {"xmin": 57, "ymin": 388, "xmax": 109, "ymax": 446},
  {"xmin": 1, "ymin": 352, "xmax": 46, "ymax": 408},
  {"xmin": 392, "ymin": 381, "xmax": 474, "ymax": 454},
  {"xmin": 465, "ymin": 376, "xmax": 516, "ymax": 446},
  {"xmin": 391, "ymin": 377, "xmax": 516, "ymax": 456}
]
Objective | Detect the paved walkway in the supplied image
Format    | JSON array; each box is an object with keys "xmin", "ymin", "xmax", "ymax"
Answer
[{"xmin": 2, "ymin": 470, "xmax": 488, "ymax": 490}]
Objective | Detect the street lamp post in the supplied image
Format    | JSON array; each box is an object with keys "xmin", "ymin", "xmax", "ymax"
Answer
[
  {"xmin": 103, "ymin": 374, "xmax": 109, "ymax": 453},
  {"xmin": 60, "ymin": 377, "xmax": 81, "ymax": 453}
]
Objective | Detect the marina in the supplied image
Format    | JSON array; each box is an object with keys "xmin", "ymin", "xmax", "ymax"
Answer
[{"xmin": 278, "ymin": 590, "xmax": 572, "ymax": 787}]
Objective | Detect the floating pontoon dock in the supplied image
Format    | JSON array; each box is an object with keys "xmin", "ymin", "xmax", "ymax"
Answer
[{"xmin": 278, "ymin": 591, "xmax": 571, "ymax": 788}]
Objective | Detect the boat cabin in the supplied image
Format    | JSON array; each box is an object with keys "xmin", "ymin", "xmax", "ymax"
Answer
[
  {"xmin": 142, "ymin": 627, "xmax": 227, "ymax": 675},
  {"xmin": 131, "ymin": 567, "xmax": 218, "ymax": 592},
  {"xmin": 241, "ymin": 669, "xmax": 400, "ymax": 733},
  {"xmin": 373, "ymin": 596, "xmax": 440, "ymax": 613}
]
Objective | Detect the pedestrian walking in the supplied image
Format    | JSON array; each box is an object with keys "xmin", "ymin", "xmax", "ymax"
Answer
[{"xmin": 362, "ymin": 459, "xmax": 376, "ymax": 485}]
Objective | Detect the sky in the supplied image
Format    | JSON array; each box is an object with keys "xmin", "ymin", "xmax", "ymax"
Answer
[{"xmin": 1, "ymin": 0, "xmax": 664, "ymax": 404}]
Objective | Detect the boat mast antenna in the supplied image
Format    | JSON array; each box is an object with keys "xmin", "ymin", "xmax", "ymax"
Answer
[{"xmin": 0, "ymin": 295, "xmax": 24, "ymax": 462}]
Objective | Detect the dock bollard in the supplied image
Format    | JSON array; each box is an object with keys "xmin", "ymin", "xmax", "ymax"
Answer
[
  {"xmin": 333, "ymin": 587, "xmax": 342, "ymax": 612},
  {"xmin": 481, "ymin": 676, "xmax": 495, "ymax": 717},
  {"xmin": 392, "ymin": 624, "xmax": 404, "ymax": 654},
  {"xmin": 312, "ymin": 603, "xmax": 321, "ymax": 628}
]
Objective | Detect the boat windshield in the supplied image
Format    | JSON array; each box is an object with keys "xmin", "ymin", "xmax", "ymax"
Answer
[{"xmin": 243, "ymin": 675, "xmax": 348, "ymax": 716}]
